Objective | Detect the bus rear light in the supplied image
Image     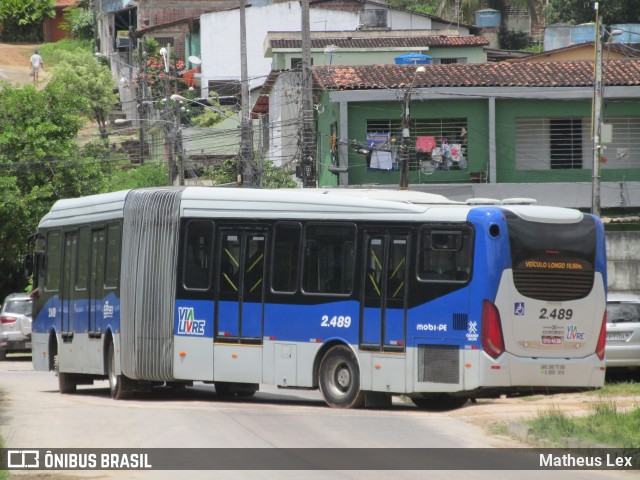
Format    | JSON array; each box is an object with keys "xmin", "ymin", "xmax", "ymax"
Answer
[
  {"xmin": 481, "ymin": 300, "xmax": 504, "ymax": 359},
  {"xmin": 0, "ymin": 315, "xmax": 16, "ymax": 324},
  {"xmin": 596, "ymin": 310, "xmax": 607, "ymax": 361}
]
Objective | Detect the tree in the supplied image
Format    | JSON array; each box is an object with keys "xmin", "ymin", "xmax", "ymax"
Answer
[
  {"xmin": 545, "ymin": 0, "xmax": 640, "ymax": 26},
  {"xmin": 0, "ymin": 0, "xmax": 55, "ymax": 41},
  {"xmin": 47, "ymin": 50, "xmax": 120, "ymax": 139},
  {"xmin": 61, "ymin": 3, "xmax": 94, "ymax": 40},
  {"xmin": 0, "ymin": 82, "xmax": 107, "ymax": 298}
]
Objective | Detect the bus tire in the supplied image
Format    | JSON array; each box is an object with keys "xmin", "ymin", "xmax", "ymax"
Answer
[
  {"xmin": 411, "ymin": 394, "xmax": 468, "ymax": 411},
  {"xmin": 108, "ymin": 341, "xmax": 130, "ymax": 400},
  {"xmin": 318, "ymin": 345, "xmax": 365, "ymax": 409},
  {"xmin": 54, "ymin": 354, "xmax": 76, "ymax": 394}
]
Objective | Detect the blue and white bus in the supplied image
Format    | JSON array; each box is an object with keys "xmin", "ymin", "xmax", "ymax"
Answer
[{"xmin": 31, "ymin": 188, "xmax": 607, "ymax": 409}]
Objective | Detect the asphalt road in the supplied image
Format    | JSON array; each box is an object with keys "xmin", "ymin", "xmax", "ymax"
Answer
[{"xmin": 0, "ymin": 355, "xmax": 634, "ymax": 480}]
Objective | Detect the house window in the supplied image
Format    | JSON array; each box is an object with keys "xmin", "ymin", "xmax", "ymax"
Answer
[
  {"xmin": 291, "ymin": 57, "xmax": 313, "ymax": 70},
  {"xmin": 153, "ymin": 37, "xmax": 174, "ymax": 48},
  {"xmin": 433, "ymin": 58, "xmax": 467, "ymax": 65},
  {"xmin": 515, "ymin": 118, "xmax": 590, "ymax": 170},
  {"xmin": 550, "ymin": 118, "xmax": 583, "ymax": 169},
  {"xmin": 359, "ymin": 9, "xmax": 388, "ymax": 28},
  {"xmin": 363, "ymin": 119, "xmax": 468, "ymax": 172}
]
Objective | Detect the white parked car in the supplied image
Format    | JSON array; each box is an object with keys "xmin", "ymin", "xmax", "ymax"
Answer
[
  {"xmin": 605, "ymin": 292, "xmax": 640, "ymax": 370},
  {"xmin": 0, "ymin": 293, "xmax": 32, "ymax": 360}
]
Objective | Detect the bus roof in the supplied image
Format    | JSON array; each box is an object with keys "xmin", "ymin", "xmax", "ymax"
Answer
[{"xmin": 37, "ymin": 187, "xmax": 585, "ymax": 229}]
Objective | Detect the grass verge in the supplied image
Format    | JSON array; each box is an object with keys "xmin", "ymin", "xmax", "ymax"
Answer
[{"xmin": 525, "ymin": 379, "xmax": 640, "ymax": 448}]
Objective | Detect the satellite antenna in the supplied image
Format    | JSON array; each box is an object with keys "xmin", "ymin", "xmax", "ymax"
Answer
[{"xmin": 323, "ymin": 45, "xmax": 340, "ymax": 65}]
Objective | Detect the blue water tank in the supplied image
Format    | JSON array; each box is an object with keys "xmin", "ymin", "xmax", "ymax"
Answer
[
  {"xmin": 570, "ymin": 24, "xmax": 596, "ymax": 44},
  {"xmin": 394, "ymin": 53, "xmax": 432, "ymax": 65},
  {"xmin": 611, "ymin": 24, "xmax": 640, "ymax": 43},
  {"xmin": 476, "ymin": 9, "xmax": 501, "ymax": 28}
]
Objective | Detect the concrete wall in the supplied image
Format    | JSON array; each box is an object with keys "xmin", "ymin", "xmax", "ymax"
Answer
[{"xmin": 606, "ymin": 231, "xmax": 640, "ymax": 294}]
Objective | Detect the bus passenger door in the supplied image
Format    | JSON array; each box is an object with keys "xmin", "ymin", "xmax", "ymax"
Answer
[
  {"xmin": 61, "ymin": 232, "xmax": 77, "ymax": 338},
  {"xmin": 89, "ymin": 228, "xmax": 105, "ymax": 335},
  {"xmin": 216, "ymin": 229, "xmax": 266, "ymax": 344},
  {"xmin": 360, "ymin": 232, "xmax": 408, "ymax": 352}
]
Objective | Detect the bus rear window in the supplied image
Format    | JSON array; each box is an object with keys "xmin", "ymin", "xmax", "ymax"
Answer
[
  {"xmin": 507, "ymin": 212, "xmax": 596, "ymax": 301},
  {"xmin": 418, "ymin": 227, "xmax": 473, "ymax": 282}
]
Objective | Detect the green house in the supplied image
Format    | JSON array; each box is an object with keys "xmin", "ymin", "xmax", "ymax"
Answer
[{"xmin": 310, "ymin": 60, "xmax": 640, "ymax": 210}]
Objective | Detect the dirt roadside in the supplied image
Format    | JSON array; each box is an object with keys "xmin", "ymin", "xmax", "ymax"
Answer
[
  {"xmin": 449, "ymin": 389, "xmax": 640, "ymax": 434},
  {"xmin": 0, "ymin": 42, "xmax": 49, "ymax": 86}
]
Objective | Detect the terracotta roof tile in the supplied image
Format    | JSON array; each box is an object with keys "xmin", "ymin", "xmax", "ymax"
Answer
[
  {"xmin": 56, "ymin": 0, "xmax": 76, "ymax": 7},
  {"xmin": 311, "ymin": 60, "xmax": 640, "ymax": 90},
  {"xmin": 271, "ymin": 35, "xmax": 489, "ymax": 50}
]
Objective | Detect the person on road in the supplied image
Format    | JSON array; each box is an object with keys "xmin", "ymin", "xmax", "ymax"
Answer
[{"xmin": 29, "ymin": 50, "xmax": 44, "ymax": 82}]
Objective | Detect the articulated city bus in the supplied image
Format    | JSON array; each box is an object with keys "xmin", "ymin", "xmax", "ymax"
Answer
[{"xmin": 31, "ymin": 188, "xmax": 607, "ymax": 409}]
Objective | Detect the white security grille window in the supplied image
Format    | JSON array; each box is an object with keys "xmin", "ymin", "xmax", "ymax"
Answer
[
  {"xmin": 601, "ymin": 117, "xmax": 640, "ymax": 169},
  {"xmin": 515, "ymin": 117, "xmax": 591, "ymax": 170},
  {"xmin": 364, "ymin": 119, "xmax": 468, "ymax": 172}
]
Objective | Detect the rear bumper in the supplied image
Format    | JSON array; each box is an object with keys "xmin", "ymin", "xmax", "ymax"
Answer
[
  {"xmin": 605, "ymin": 345, "xmax": 640, "ymax": 368},
  {"xmin": 477, "ymin": 351, "xmax": 605, "ymax": 389},
  {"xmin": 0, "ymin": 331, "xmax": 31, "ymax": 352}
]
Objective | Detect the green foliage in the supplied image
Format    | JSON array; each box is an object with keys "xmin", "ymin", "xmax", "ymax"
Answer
[
  {"xmin": 0, "ymin": 81, "xmax": 109, "ymax": 298},
  {"xmin": 0, "ymin": 0, "xmax": 55, "ymax": 41},
  {"xmin": 257, "ymin": 160, "xmax": 297, "ymax": 189},
  {"xmin": 61, "ymin": 5, "xmax": 94, "ymax": 40},
  {"xmin": 189, "ymin": 93, "xmax": 226, "ymax": 128},
  {"xmin": 385, "ymin": 0, "xmax": 439, "ymax": 16},
  {"xmin": 107, "ymin": 163, "xmax": 168, "ymax": 190},
  {"xmin": 545, "ymin": 0, "xmax": 640, "ymax": 26},
  {"xmin": 202, "ymin": 158, "xmax": 296, "ymax": 188},
  {"xmin": 38, "ymin": 38, "xmax": 93, "ymax": 66},
  {"xmin": 499, "ymin": 27, "xmax": 532, "ymax": 50},
  {"xmin": 47, "ymin": 49, "xmax": 119, "ymax": 138}
]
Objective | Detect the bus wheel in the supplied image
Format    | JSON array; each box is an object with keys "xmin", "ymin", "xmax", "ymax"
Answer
[
  {"xmin": 411, "ymin": 394, "xmax": 468, "ymax": 411},
  {"xmin": 318, "ymin": 345, "xmax": 364, "ymax": 409},
  {"xmin": 54, "ymin": 354, "xmax": 76, "ymax": 394},
  {"xmin": 108, "ymin": 342, "xmax": 130, "ymax": 400}
]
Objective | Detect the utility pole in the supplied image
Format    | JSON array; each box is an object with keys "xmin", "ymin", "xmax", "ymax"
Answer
[
  {"xmin": 161, "ymin": 45, "xmax": 176, "ymax": 186},
  {"xmin": 399, "ymin": 90, "xmax": 411, "ymax": 190},
  {"xmin": 300, "ymin": 0, "xmax": 316, "ymax": 188},
  {"xmin": 175, "ymin": 101, "xmax": 184, "ymax": 186},
  {"xmin": 399, "ymin": 66, "xmax": 425, "ymax": 190},
  {"xmin": 239, "ymin": 0, "xmax": 254, "ymax": 187},
  {"xmin": 591, "ymin": 1, "xmax": 603, "ymax": 217}
]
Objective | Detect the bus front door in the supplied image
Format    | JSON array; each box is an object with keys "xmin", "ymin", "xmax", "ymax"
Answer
[
  {"xmin": 360, "ymin": 233, "xmax": 408, "ymax": 352},
  {"xmin": 216, "ymin": 229, "xmax": 266, "ymax": 344}
]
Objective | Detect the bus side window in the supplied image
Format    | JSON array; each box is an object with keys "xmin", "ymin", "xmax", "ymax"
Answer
[
  {"xmin": 418, "ymin": 228, "xmax": 472, "ymax": 282},
  {"xmin": 303, "ymin": 224, "xmax": 356, "ymax": 295},
  {"xmin": 45, "ymin": 230, "xmax": 62, "ymax": 292},
  {"xmin": 271, "ymin": 223, "xmax": 301, "ymax": 294},
  {"xmin": 183, "ymin": 220, "xmax": 214, "ymax": 290},
  {"xmin": 104, "ymin": 223, "xmax": 121, "ymax": 290}
]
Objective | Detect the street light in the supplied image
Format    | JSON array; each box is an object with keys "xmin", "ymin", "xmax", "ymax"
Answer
[{"xmin": 399, "ymin": 65, "xmax": 426, "ymax": 190}]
